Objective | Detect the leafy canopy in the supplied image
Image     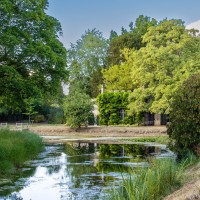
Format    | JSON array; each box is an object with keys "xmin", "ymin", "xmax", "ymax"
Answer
[
  {"xmin": 103, "ymin": 15, "xmax": 157, "ymax": 91},
  {"xmin": 107, "ymin": 15, "xmax": 157, "ymax": 66},
  {"xmin": 67, "ymin": 29, "xmax": 108, "ymax": 97},
  {"xmin": 102, "ymin": 63, "xmax": 134, "ymax": 91},
  {"xmin": 0, "ymin": 0, "xmax": 68, "ymax": 111},
  {"xmin": 126, "ymin": 19, "xmax": 200, "ymax": 114}
]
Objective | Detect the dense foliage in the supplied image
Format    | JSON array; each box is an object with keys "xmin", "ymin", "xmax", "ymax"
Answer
[
  {"xmin": 96, "ymin": 92, "xmax": 135, "ymax": 125},
  {"xmin": 167, "ymin": 73, "xmax": 200, "ymax": 155},
  {"xmin": 110, "ymin": 158, "xmax": 195, "ymax": 200},
  {"xmin": 63, "ymin": 91, "xmax": 94, "ymax": 128},
  {"xmin": 106, "ymin": 15, "xmax": 157, "ymax": 66},
  {"xmin": 102, "ymin": 62, "xmax": 133, "ymax": 91},
  {"xmin": 0, "ymin": 0, "xmax": 68, "ymax": 111},
  {"xmin": 126, "ymin": 19, "xmax": 200, "ymax": 114},
  {"xmin": 0, "ymin": 129, "xmax": 44, "ymax": 176},
  {"xmin": 67, "ymin": 29, "xmax": 108, "ymax": 98}
]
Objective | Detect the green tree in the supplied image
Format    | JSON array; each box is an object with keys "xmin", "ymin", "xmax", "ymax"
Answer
[
  {"xmin": 167, "ymin": 72, "xmax": 200, "ymax": 155},
  {"xmin": 0, "ymin": 0, "xmax": 68, "ymax": 111},
  {"xmin": 109, "ymin": 30, "xmax": 118, "ymax": 41},
  {"xmin": 67, "ymin": 29, "xmax": 108, "ymax": 97},
  {"xmin": 102, "ymin": 62, "xmax": 134, "ymax": 91},
  {"xmin": 23, "ymin": 98, "xmax": 38, "ymax": 124},
  {"xmin": 127, "ymin": 19, "xmax": 200, "ymax": 114},
  {"xmin": 106, "ymin": 15, "xmax": 157, "ymax": 66},
  {"xmin": 63, "ymin": 91, "xmax": 94, "ymax": 128}
]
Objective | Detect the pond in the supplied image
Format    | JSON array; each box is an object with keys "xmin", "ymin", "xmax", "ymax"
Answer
[{"xmin": 0, "ymin": 142, "xmax": 174, "ymax": 200}]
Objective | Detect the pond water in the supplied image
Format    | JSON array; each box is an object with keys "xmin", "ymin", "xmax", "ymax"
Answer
[{"xmin": 0, "ymin": 142, "xmax": 174, "ymax": 200}]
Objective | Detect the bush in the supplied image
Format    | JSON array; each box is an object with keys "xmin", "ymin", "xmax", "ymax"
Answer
[
  {"xmin": 167, "ymin": 72, "xmax": 200, "ymax": 156},
  {"xmin": 48, "ymin": 105, "xmax": 65, "ymax": 124},
  {"xmin": 63, "ymin": 91, "xmax": 94, "ymax": 128},
  {"xmin": 32, "ymin": 114, "xmax": 46, "ymax": 123}
]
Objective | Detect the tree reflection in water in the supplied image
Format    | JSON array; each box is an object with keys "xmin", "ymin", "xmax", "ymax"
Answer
[{"xmin": 0, "ymin": 143, "xmax": 167, "ymax": 200}]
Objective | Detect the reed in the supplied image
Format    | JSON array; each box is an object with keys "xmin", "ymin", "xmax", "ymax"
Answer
[
  {"xmin": 0, "ymin": 129, "xmax": 44, "ymax": 176},
  {"xmin": 109, "ymin": 156, "xmax": 197, "ymax": 200}
]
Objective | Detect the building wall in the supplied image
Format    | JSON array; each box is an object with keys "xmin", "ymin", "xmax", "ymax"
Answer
[{"xmin": 154, "ymin": 114, "xmax": 161, "ymax": 126}]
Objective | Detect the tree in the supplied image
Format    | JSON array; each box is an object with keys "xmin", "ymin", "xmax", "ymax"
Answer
[
  {"xmin": 107, "ymin": 32, "xmax": 140, "ymax": 66},
  {"xmin": 0, "ymin": 0, "xmax": 68, "ymax": 111},
  {"xmin": 67, "ymin": 29, "xmax": 108, "ymax": 97},
  {"xmin": 23, "ymin": 98, "xmax": 38, "ymax": 124},
  {"xmin": 102, "ymin": 62, "xmax": 134, "ymax": 91},
  {"xmin": 63, "ymin": 91, "xmax": 94, "ymax": 128},
  {"xmin": 167, "ymin": 72, "xmax": 200, "ymax": 155},
  {"xmin": 106, "ymin": 15, "xmax": 157, "ymax": 66},
  {"xmin": 126, "ymin": 19, "xmax": 200, "ymax": 114},
  {"xmin": 109, "ymin": 30, "xmax": 118, "ymax": 41}
]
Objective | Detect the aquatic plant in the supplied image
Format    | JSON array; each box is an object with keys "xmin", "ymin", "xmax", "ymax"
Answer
[
  {"xmin": 109, "ymin": 156, "xmax": 197, "ymax": 200},
  {"xmin": 0, "ymin": 129, "xmax": 44, "ymax": 176}
]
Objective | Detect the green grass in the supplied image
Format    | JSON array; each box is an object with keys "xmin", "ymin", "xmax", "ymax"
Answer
[
  {"xmin": 0, "ymin": 129, "xmax": 44, "ymax": 177},
  {"xmin": 109, "ymin": 155, "xmax": 197, "ymax": 200},
  {"xmin": 123, "ymin": 136, "xmax": 170, "ymax": 145}
]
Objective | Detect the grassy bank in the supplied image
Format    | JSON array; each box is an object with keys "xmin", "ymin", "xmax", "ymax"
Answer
[
  {"xmin": 124, "ymin": 135, "xmax": 170, "ymax": 145},
  {"xmin": 0, "ymin": 129, "xmax": 44, "ymax": 177},
  {"xmin": 109, "ymin": 154, "xmax": 198, "ymax": 200}
]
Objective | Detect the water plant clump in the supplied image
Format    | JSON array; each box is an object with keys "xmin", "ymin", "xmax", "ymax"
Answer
[
  {"xmin": 109, "ymin": 156, "xmax": 197, "ymax": 200},
  {"xmin": 0, "ymin": 129, "xmax": 44, "ymax": 177}
]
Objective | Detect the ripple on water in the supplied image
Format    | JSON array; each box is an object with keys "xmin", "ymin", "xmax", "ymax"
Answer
[{"xmin": 0, "ymin": 142, "xmax": 175, "ymax": 200}]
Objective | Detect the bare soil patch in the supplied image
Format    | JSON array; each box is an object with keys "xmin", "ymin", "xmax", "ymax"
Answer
[
  {"xmin": 164, "ymin": 162, "xmax": 200, "ymax": 200},
  {"xmin": 29, "ymin": 125, "xmax": 167, "ymax": 143},
  {"xmin": 30, "ymin": 125, "xmax": 167, "ymax": 137}
]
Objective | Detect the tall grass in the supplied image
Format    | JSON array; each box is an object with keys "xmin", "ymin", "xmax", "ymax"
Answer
[
  {"xmin": 109, "ymin": 156, "xmax": 197, "ymax": 200},
  {"xmin": 0, "ymin": 129, "xmax": 44, "ymax": 176}
]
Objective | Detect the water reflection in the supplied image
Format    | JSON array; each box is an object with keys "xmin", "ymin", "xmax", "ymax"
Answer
[{"xmin": 0, "ymin": 143, "xmax": 173, "ymax": 200}]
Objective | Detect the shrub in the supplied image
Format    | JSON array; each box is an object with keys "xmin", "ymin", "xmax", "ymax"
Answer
[
  {"xmin": 32, "ymin": 114, "xmax": 46, "ymax": 123},
  {"xmin": 48, "ymin": 105, "xmax": 65, "ymax": 124},
  {"xmin": 63, "ymin": 91, "xmax": 94, "ymax": 128},
  {"xmin": 167, "ymin": 72, "xmax": 200, "ymax": 156}
]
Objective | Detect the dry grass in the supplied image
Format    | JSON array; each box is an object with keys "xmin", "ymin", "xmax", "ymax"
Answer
[{"xmin": 164, "ymin": 162, "xmax": 200, "ymax": 200}]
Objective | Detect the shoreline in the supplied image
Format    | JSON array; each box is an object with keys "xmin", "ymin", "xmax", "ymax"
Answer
[{"xmin": 29, "ymin": 125, "xmax": 200, "ymax": 200}]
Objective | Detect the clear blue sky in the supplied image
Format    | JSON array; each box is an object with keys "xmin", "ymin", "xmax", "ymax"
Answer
[{"xmin": 47, "ymin": 0, "xmax": 200, "ymax": 48}]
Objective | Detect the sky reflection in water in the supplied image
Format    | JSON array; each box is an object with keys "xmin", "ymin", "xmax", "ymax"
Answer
[{"xmin": 0, "ymin": 143, "xmax": 174, "ymax": 200}]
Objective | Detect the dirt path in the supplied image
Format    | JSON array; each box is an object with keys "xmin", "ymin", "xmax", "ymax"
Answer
[
  {"xmin": 29, "ymin": 125, "xmax": 167, "ymax": 143},
  {"xmin": 30, "ymin": 125, "xmax": 166, "ymax": 136}
]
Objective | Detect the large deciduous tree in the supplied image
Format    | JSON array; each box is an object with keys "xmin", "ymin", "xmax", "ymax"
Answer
[
  {"xmin": 103, "ymin": 15, "xmax": 157, "ymax": 91},
  {"xmin": 0, "ymin": 0, "xmax": 68, "ymax": 111},
  {"xmin": 67, "ymin": 29, "xmax": 108, "ymax": 97},
  {"xmin": 106, "ymin": 15, "xmax": 157, "ymax": 66},
  {"xmin": 126, "ymin": 19, "xmax": 200, "ymax": 114},
  {"xmin": 102, "ymin": 62, "xmax": 134, "ymax": 91}
]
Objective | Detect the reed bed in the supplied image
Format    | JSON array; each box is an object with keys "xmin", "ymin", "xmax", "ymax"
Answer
[
  {"xmin": 109, "ymin": 155, "xmax": 197, "ymax": 200},
  {"xmin": 0, "ymin": 129, "xmax": 44, "ymax": 176}
]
